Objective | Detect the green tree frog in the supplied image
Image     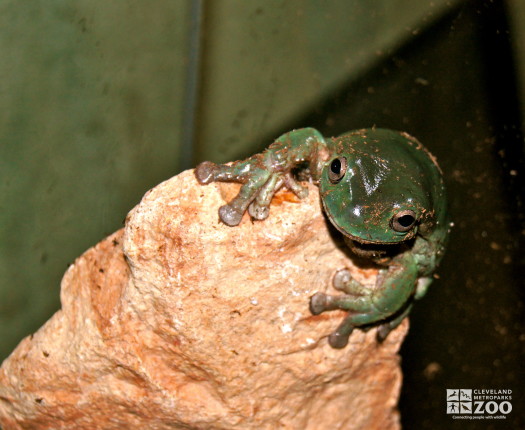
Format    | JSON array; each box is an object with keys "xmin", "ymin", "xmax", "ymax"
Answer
[{"xmin": 195, "ymin": 128, "xmax": 449, "ymax": 348}]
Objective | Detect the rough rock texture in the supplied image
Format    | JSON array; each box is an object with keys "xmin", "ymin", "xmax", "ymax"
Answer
[{"xmin": 0, "ymin": 169, "xmax": 407, "ymax": 430}]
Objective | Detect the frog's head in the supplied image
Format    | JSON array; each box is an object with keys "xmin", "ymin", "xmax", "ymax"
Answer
[{"xmin": 319, "ymin": 129, "xmax": 443, "ymax": 246}]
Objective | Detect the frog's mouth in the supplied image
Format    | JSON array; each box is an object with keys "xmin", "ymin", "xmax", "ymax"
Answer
[
  {"xmin": 343, "ymin": 235, "xmax": 413, "ymax": 261},
  {"xmin": 344, "ymin": 236, "xmax": 390, "ymax": 259}
]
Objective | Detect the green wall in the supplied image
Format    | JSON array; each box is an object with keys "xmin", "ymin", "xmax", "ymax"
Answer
[{"xmin": 0, "ymin": 1, "xmax": 190, "ymax": 359}]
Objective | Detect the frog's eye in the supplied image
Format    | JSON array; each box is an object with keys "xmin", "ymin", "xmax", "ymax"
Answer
[
  {"xmin": 328, "ymin": 157, "xmax": 347, "ymax": 183},
  {"xmin": 390, "ymin": 210, "xmax": 417, "ymax": 233}
]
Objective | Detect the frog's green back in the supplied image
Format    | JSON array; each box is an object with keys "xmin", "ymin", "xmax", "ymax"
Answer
[{"xmin": 320, "ymin": 128, "xmax": 447, "ymax": 244}]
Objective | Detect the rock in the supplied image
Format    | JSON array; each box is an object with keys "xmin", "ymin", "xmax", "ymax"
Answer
[{"xmin": 0, "ymin": 169, "xmax": 407, "ymax": 430}]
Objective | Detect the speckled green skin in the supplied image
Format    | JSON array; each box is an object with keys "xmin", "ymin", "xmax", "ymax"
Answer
[{"xmin": 195, "ymin": 128, "xmax": 449, "ymax": 348}]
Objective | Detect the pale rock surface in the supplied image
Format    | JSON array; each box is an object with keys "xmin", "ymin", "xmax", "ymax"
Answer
[{"xmin": 0, "ymin": 169, "xmax": 407, "ymax": 429}]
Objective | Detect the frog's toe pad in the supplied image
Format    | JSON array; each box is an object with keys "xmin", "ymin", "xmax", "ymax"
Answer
[
  {"xmin": 332, "ymin": 269, "xmax": 352, "ymax": 291},
  {"xmin": 248, "ymin": 202, "xmax": 269, "ymax": 220},
  {"xmin": 195, "ymin": 161, "xmax": 219, "ymax": 184},
  {"xmin": 309, "ymin": 292, "xmax": 327, "ymax": 315},
  {"xmin": 219, "ymin": 204, "xmax": 244, "ymax": 226},
  {"xmin": 328, "ymin": 331, "xmax": 351, "ymax": 349}
]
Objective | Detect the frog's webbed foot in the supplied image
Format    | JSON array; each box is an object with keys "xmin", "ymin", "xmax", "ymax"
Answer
[
  {"xmin": 309, "ymin": 292, "xmax": 360, "ymax": 348},
  {"xmin": 310, "ymin": 294, "xmax": 355, "ymax": 348},
  {"xmin": 310, "ymin": 271, "xmax": 385, "ymax": 348},
  {"xmin": 195, "ymin": 162, "xmax": 264, "ymax": 226},
  {"xmin": 195, "ymin": 158, "xmax": 269, "ymax": 225},
  {"xmin": 195, "ymin": 159, "xmax": 309, "ymax": 226}
]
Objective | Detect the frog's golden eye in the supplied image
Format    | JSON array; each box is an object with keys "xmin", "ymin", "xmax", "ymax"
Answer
[
  {"xmin": 328, "ymin": 157, "xmax": 347, "ymax": 184},
  {"xmin": 391, "ymin": 210, "xmax": 417, "ymax": 232}
]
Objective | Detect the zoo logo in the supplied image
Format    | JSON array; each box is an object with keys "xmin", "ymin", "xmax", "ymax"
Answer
[{"xmin": 446, "ymin": 389, "xmax": 513, "ymax": 417}]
